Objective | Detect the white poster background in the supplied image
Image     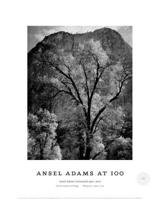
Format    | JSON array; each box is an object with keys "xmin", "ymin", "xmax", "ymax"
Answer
[{"xmin": 0, "ymin": 0, "xmax": 160, "ymax": 200}]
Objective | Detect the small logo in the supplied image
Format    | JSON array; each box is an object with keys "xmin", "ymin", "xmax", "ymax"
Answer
[{"xmin": 137, "ymin": 172, "xmax": 150, "ymax": 185}]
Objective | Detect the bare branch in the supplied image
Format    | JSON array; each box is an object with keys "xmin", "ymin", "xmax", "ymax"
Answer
[
  {"xmin": 89, "ymin": 57, "xmax": 101, "ymax": 102},
  {"xmin": 91, "ymin": 150, "xmax": 104, "ymax": 160},
  {"xmin": 90, "ymin": 105, "xmax": 106, "ymax": 133},
  {"xmin": 91, "ymin": 64, "xmax": 132, "ymax": 130},
  {"xmin": 80, "ymin": 60, "xmax": 90, "ymax": 100},
  {"xmin": 109, "ymin": 72, "xmax": 132, "ymax": 103},
  {"xmin": 53, "ymin": 89, "xmax": 80, "ymax": 103},
  {"xmin": 43, "ymin": 59, "xmax": 88, "ymax": 118},
  {"xmin": 60, "ymin": 80, "xmax": 80, "ymax": 103},
  {"xmin": 45, "ymin": 60, "xmax": 84, "ymax": 103},
  {"xmin": 93, "ymin": 116, "xmax": 104, "ymax": 134},
  {"xmin": 89, "ymin": 57, "xmax": 112, "ymax": 104}
]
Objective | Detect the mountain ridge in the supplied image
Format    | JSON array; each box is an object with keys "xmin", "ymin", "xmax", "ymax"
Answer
[{"xmin": 28, "ymin": 27, "xmax": 132, "ymax": 56}]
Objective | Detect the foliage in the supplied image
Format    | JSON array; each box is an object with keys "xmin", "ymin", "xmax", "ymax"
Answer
[
  {"xmin": 28, "ymin": 109, "xmax": 62, "ymax": 160},
  {"xmin": 107, "ymin": 136, "xmax": 132, "ymax": 160}
]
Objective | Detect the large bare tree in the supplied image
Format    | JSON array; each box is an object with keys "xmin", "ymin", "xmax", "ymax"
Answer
[{"xmin": 41, "ymin": 39, "xmax": 132, "ymax": 159}]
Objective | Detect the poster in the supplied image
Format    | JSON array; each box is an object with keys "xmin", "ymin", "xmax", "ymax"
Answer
[{"xmin": 0, "ymin": 0, "xmax": 160, "ymax": 200}]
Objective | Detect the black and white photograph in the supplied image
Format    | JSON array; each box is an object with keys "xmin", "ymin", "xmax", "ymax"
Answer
[{"xmin": 28, "ymin": 26, "xmax": 132, "ymax": 160}]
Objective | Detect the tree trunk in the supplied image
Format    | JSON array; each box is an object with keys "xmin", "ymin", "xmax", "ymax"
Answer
[
  {"xmin": 39, "ymin": 148, "xmax": 44, "ymax": 160},
  {"xmin": 79, "ymin": 142, "xmax": 91, "ymax": 160},
  {"xmin": 79, "ymin": 131, "xmax": 87, "ymax": 160},
  {"xmin": 84, "ymin": 145, "xmax": 92, "ymax": 160},
  {"xmin": 39, "ymin": 141, "xmax": 44, "ymax": 160},
  {"xmin": 79, "ymin": 144, "xmax": 86, "ymax": 159},
  {"xmin": 84, "ymin": 131, "xmax": 92, "ymax": 160},
  {"xmin": 79, "ymin": 130, "xmax": 92, "ymax": 160}
]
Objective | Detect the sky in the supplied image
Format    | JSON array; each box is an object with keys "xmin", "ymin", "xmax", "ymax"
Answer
[{"xmin": 28, "ymin": 26, "xmax": 132, "ymax": 51}]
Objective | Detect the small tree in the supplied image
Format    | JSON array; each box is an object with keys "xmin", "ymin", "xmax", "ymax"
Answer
[{"xmin": 28, "ymin": 109, "xmax": 62, "ymax": 160}]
